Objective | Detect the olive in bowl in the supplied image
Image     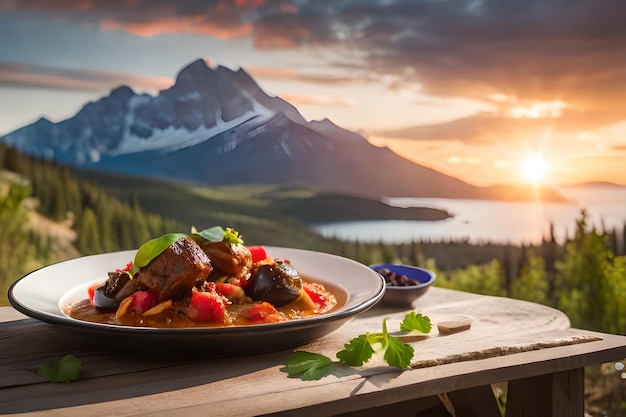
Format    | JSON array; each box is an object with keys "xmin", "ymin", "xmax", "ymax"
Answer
[{"xmin": 370, "ymin": 263, "xmax": 436, "ymax": 306}]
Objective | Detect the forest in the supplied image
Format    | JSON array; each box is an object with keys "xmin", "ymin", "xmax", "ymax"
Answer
[{"xmin": 0, "ymin": 144, "xmax": 624, "ymax": 416}]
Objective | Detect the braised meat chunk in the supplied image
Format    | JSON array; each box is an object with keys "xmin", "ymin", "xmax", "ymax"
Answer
[
  {"xmin": 193, "ymin": 239, "xmax": 252, "ymax": 277},
  {"xmin": 134, "ymin": 237, "xmax": 212, "ymax": 301}
]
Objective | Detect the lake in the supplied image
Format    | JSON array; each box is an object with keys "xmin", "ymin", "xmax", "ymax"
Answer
[{"xmin": 312, "ymin": 185, "xmax": 626, "ymax": 245}]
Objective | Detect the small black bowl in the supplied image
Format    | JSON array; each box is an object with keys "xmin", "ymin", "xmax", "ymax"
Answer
[{"xmin": 370, "ymin": 263, "xmax": 436, "ymax": 306}]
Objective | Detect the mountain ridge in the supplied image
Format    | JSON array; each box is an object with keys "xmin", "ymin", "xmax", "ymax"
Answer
[{"xmin": 0, "ymin": 58, "xmax": 567, "ymax": 202}]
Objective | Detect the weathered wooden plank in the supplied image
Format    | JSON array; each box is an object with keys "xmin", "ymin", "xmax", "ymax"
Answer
[
  {"xmin": 331, "ymin": 396, "xmax": 446, "ymax": 417},
  {"xmin": 3, "ymin": 332, "xmax": 620, "ymax": 417},
  {"xmin": 446, "ymin": 384, "xmax": 502, "ymax": 417},
  {"xmin": 505, "ymin": 368, "xmax": 585, "ymax": 417}
]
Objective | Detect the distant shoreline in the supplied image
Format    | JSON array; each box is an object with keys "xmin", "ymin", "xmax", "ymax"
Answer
[{"xmin": 280, "ymin": 192, "xmax": 452, "ymax": 224}]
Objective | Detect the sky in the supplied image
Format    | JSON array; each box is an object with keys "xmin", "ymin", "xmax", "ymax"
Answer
[{"xmin": 1, "ymin": 0, "xmax": 625, "ymax": 187}]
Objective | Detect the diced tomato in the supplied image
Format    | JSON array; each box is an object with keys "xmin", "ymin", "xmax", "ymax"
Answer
[
  {"xmin": 242, "ymin": 302, "xmax": 282, "ymax": 324},
  {"xmin": 303, "ymin": 283, "xmax": 331, "ymax": 310},
  {"xmin": 129, "ymin": 290, "xmax": 159, "ymax": 313},
  {"xmin": 116, "ymin": 290, "xmax": 159, "ymax": 318},
  {"xmin": 247, "ymin": 245, "xmax": 269, "ymax": 263},
  {"xmin": 215, "ymin": 282, "xmax": 245, "ymax": 302},
  {"xmin": 132, "ymin": 290, "xmax": 159, "ymax": 314},
  {"xmin": 187, "ymin": 288, "xmax": 227, "ymax": 323}
]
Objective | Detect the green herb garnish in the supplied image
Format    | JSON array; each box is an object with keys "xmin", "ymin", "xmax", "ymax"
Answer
[
  {"xmin": 280, "ymin": 312, "xmax": 431, "ymax": 381},
  {"xmin": 280, "ymin": 351, "xmax": 334, "ymax": 381},
  {"xmin": 192, "ymin": 226, "xmax": 244, "ymax": 245},
  {"xmin": 400, "ymin": 311, "xmax": 432, "ymax": 333},
  {"xmin": 37, "ymin": 355, "xmax": 83, "ymax": 383},
  {"xmin": 223, "ymin": 227, "xmax": 244, "ymax": 245}
]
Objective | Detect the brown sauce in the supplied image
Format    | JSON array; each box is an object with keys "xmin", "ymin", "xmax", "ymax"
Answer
[{"xmin": 65, "ymin": 279, "xmax": 347, "ymax": 328}]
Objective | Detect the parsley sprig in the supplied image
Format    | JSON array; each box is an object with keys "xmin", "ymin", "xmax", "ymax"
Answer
[{"xmin": 280, "ymin": 312, "xmax": 431, "ymax": 380}]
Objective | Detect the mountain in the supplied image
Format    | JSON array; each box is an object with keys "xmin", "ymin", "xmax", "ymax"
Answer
[
  {"xmin": 562, "ymin": 181, "xmax": 626, "ymax": 189},
  {"xmin": 0, "ymin": 58, "xmax": 565, "ymax": 201}
]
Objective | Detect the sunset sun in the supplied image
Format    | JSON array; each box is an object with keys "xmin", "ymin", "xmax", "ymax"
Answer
[{"xmin": 520, "ymin": 156, "xmax": 549, "ymax": 184}]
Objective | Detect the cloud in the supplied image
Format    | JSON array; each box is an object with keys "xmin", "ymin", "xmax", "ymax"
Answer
[
  {"xmin": 0, "ymin": 59, "xmax": 359, "ymax": 103},
  {"xmin": 277, "ymin": 93, "xmax": 356, "ymax": 107},
  {"xmin": 252, "ymin": 1, "xmax": 626, "ymax": 130},
  {"xmin": 0, "ymin": 61, "xmax": 172, "ymax": 92},
  {"xmin": 0, "ymin": 0, "xmax": 281, "ymax": 40},
  {"xmin": 446, "ymin": 155, "xmax": 483, "ymax": 165},
  {"xmin": 375, "ymin": 109, "xmax": 624, "ymax": 144},
  {"xmin": 4, "ymin": 0, "xmax": 626, "ymax": 128},
  {"xmin": 100, "ymin": 17, "xmax": 254, "ymax": 39},
  {"xmin": 247, "ymin": 66, "xmax": 356, "ymax": 85}
]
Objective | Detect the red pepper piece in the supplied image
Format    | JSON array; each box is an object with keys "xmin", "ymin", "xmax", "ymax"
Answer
[
  {"xmin": 242, "ymin": 302, "xmax": 282, "ymax": 324},
  {"xmin": 303, "ymin": 283, "xmax": 331, "ymax": 310},
  {"xmin": 215, "ymin": 282, "xmax": 245, "ymax": 302},
  {"xmin": 247, "ymin": 245, "xmax": 269, "ymax": 263}
]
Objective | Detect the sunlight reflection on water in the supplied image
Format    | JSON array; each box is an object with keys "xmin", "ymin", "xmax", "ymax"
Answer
[{"xmin": 313, "ymin": 187, "xmax": 626, "ymax": 245}]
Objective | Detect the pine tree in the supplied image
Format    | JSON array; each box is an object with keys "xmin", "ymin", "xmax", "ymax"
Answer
[
  {"xmin": 77, "ymin": 207, "xmax": 103, "ymax": 254},
  {"xmin": 554, "ymin": 209, "xmax": 620, "ymax": 333},
  {"xmin": 0, "ymin": 182, "xmax": 36, "ymax": 305},
  {"xmin": 510, "ymin": 250, "xmax": 549, "ymax": 305}
]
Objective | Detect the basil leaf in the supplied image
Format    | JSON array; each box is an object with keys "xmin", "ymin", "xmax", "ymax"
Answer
[
  {"xmin": 193, "ymin": 226, "xmax": 227, "ymax": 242},
  {"xmin": 133, "ymin": 233, "xmax": 187, "ymax": 273}
]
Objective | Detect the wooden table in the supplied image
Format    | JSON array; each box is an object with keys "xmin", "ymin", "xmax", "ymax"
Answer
[{"xmin": 1, "ymin": 287, "xmax": 625, "ymax": 417}]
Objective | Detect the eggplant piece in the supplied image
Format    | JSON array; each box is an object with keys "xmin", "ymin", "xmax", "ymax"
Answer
[
  {"xmin": 246, "ymin": 260, "xmax": 302, "ymax": 307},
  {"xmin": 93, "ymin": 283, "xmax": 118, "ymax": 311},
  {"xmin": 93, "ymin": 271, "xmax": 137, "ymax": 311}
]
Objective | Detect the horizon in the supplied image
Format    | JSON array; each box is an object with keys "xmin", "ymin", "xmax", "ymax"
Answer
[{"xmin": 1, "ymin": 1, "xmax": 625, "ymax": 187}]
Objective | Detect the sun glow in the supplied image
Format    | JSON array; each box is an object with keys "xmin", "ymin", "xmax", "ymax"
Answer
[
  {"xmin": 507, "ymin": 100, "xmax": 567, "ymax": 119},
  {"xmin": 520, "ymin": 156, "xmax": 549, "ymax": 184}
]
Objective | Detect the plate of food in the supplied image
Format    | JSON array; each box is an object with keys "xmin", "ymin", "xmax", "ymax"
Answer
[{"xmin": 8, "ymin": 226, "xmax": 385, "ymax": 355}]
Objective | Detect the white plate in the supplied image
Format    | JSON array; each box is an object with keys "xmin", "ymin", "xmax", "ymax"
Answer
[{"xmin": 8, "ymin": 246, "xmax": 385, "ymax": 355}]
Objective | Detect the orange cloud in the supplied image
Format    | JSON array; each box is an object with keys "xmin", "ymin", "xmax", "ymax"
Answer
[
  {"xmin": 0, "ymin": 62, "xmax": 171, "ymax": 92},
  {"xmin": 277, "ymin": 93, "xmax": 356, "ymax": 107},
  {"xmin": 558, "ymin": 154, "xmax": 626, "ymax": 185},
  {"xmin": 254, "ymin": 35, "xmax": 301, "ymax": 50},
  {"xmin": 234, "ymin": 0, "xmax": 267, "ymax": 8},
  {"xmin": 2, "ymin": 0, "xmax": 264, "ymax": 40},
  {"xmin": 101, "ymin": 17, "xmax": 254, "ymax": 39}
]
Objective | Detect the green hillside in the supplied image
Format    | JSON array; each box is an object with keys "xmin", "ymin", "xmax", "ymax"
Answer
[{"xmin": 69, "ymin": 167, "xmax": 451, "ymax": 248}]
